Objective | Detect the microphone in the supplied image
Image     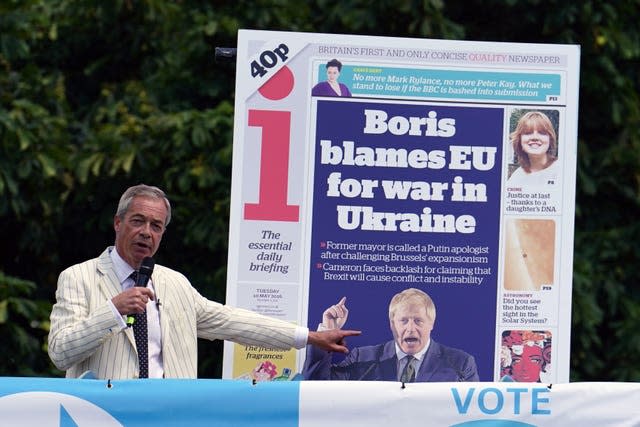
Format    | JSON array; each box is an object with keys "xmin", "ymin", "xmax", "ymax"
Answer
[
  {"xmin": 126, "ymin": 257, "xmax": 155, "ymax": 326},
  {"xmin": 136, "ymin": 256, "xmax": 155, "ymax": 288}
]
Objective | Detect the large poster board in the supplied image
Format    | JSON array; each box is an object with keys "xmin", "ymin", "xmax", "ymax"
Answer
[{"xmin": 224, "ymin": 29, "xmax": 579, "ymax": 383}]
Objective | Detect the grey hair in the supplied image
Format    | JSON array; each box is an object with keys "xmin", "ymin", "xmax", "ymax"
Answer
[
  {"xmin": 116, "ymin": 184, "xmax": 172, "ymax": 226},
  {"xmin": 388, "ymin": 288, "xmax": 436, "ymax": 323}
]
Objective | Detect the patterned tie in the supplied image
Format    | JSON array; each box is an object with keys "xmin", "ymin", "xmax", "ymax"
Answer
[
  {"xmin": 130, "ymin": 271, "xmax": 149, "ymax": 378},
  {"xmin": 400, "ymin": 355, "xmax": 416, "ymax": 383}
]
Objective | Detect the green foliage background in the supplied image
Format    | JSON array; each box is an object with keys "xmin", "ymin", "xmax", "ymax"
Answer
[{"xmin": 1, "ymin": 0, "xmax": 638, "ymax": 381}]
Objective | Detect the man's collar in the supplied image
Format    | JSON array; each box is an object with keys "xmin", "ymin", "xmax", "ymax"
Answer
[
  {"xmin": 395, "ymin": 339, "xmax": 431, "ymax": 361},
  {"xmin": 109, "ymin": 246, "xmax": 136, "ymax": 285}
]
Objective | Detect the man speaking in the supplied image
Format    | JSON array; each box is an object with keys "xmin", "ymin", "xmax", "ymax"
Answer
[
  {"xmin": 303, "ymin": 288, "xmax": 478, "ymax": 382},
  {"xmin": 48, "ymin": 184, "xmax": 359, "ymax": 379}
]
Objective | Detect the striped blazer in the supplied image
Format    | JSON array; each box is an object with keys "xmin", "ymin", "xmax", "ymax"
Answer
[{"xmin": 48, "ymin": 247, "xmax": 297, "ymax": 379}]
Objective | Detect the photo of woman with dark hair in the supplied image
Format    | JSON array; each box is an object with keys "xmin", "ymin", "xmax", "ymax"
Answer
[{"xmin": 311, "ymin": 58, "xmax": 352, "ymax": 97}]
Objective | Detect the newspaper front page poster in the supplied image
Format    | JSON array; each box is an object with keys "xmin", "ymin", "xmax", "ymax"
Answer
[{"xmin": 224, "ymin": 29, "xmax": 579, "ymax": 384}]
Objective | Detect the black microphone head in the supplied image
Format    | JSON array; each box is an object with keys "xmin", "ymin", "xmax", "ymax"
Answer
[
  {"xmin": 139, "ymin": 256, "xmax": 155, "ymax": 276},
  {"xmin": 135, "ymin": 257, "xmax": 155, "ymax": 287}
]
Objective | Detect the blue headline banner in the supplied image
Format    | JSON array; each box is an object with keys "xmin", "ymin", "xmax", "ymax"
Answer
[{"xmin": 334, "ymin": 66, "xmax": 562, "ymax": 101}]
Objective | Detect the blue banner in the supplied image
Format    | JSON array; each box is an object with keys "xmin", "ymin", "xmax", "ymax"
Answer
[
  {"xmin": 1, "ymin": 378, "xmax": 638, "ymax": 426},
  {"xmin": 0, "ymin": 378, "xmax": 299, "ymax": 427}
]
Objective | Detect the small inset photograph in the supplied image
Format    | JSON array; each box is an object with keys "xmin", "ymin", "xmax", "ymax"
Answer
[
  {"xmin": 500, "ymin": 330, "xmax": 552, "ymax": 383},
  {"xmin": 311, "ymin": 58, "xmax": 353, "ymax": 97},
  {"xmin": 503, "ymin": 218, "xmax": 555, "ymax": 291},
  {"xmin": 506, "ymin": 109, "xmax": 560, "ymax": 186}
]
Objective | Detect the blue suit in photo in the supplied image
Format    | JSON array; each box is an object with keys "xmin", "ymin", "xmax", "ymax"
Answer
[{"xmin": 303, "ymin": 339, "xmax": 479, "ymax": 382}]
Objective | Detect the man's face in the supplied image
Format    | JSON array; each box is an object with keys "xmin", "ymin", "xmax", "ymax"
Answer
[
  {"xmin": 390, "ymin": 301, "xmax": 433, "ymax": 355},
  {"xmin": 114, "ymin": 196, "xmax": 167, "ymax": 268}
]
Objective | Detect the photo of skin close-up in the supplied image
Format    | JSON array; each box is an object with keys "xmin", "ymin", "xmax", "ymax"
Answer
[{"xmin": 503, "ymin": 219, "xmax": 555, "ymax": 291}]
